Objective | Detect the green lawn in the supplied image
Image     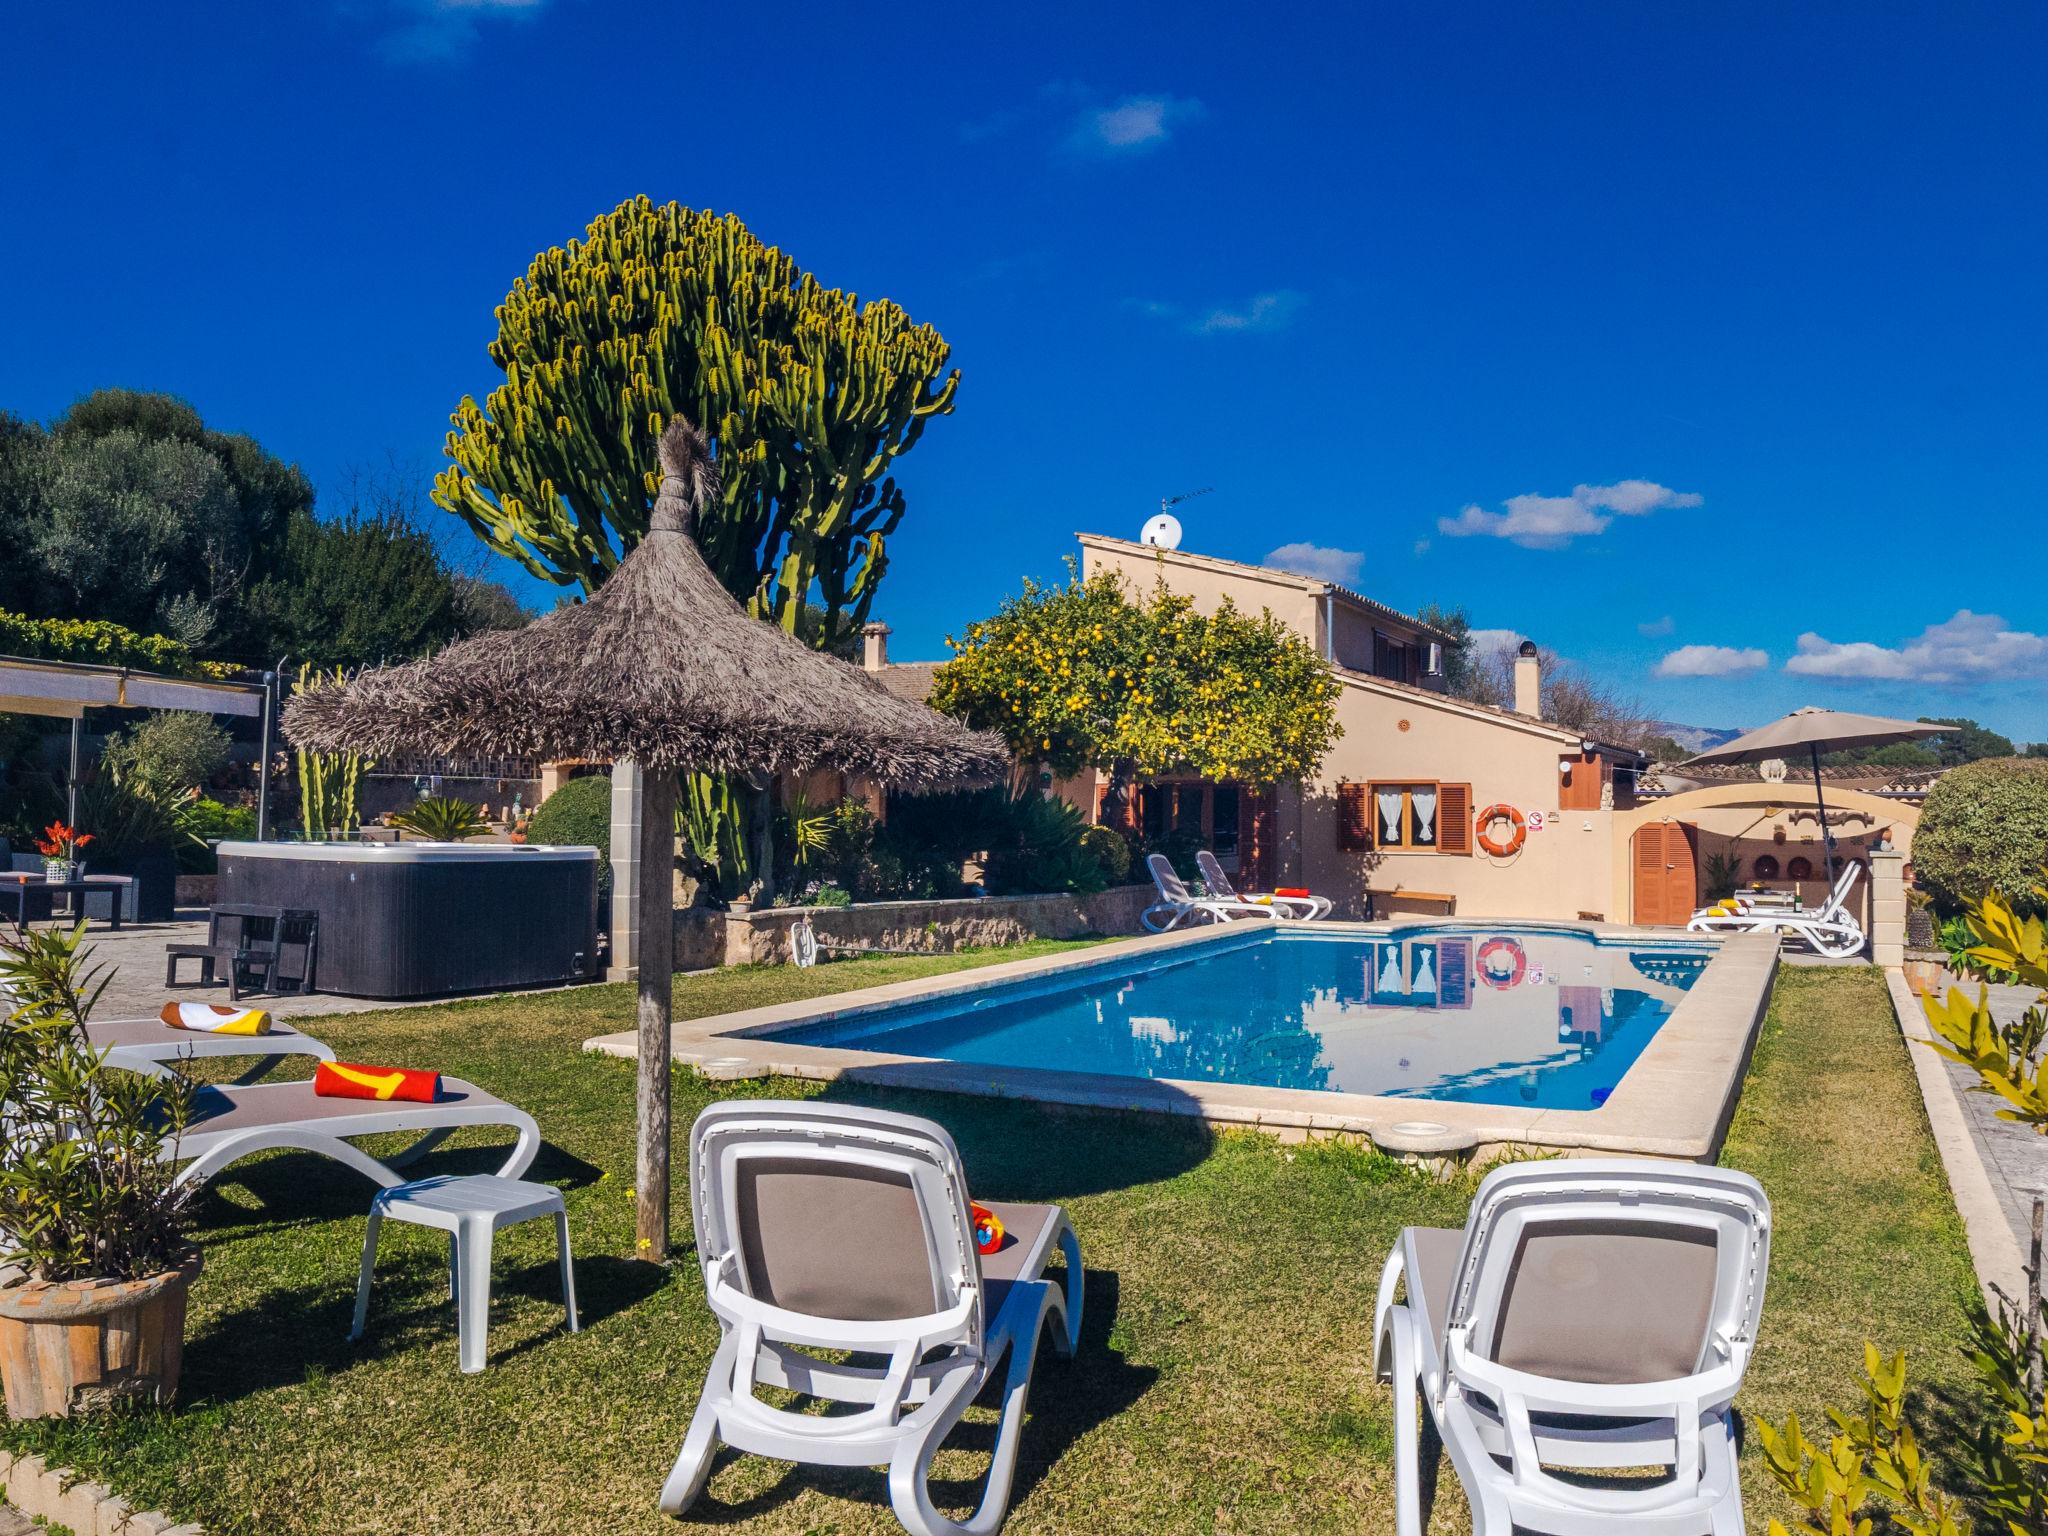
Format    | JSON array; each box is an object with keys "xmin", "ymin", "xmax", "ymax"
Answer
[{"xmin": 9, "ymin": 954, "xmax": 1986, "ymax": 1534}]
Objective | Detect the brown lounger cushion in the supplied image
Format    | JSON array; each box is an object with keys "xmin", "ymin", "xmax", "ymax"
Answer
[
  {"xmin": 736, "ymin": 1158, "xmax": 939, "ymax": 1322},
  {"xmin": 186, "ymin": 1077, "xmax": 493, "ymax": 1132},
  {"xmin": 1406, "ymin": 1219, "xmax": 1717, "ymax": 1385}
]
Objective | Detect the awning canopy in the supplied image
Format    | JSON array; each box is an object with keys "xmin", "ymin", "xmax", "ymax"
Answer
[{"xmin": 0, "ymin": 656, "xmax": 266, "ymax": 720}]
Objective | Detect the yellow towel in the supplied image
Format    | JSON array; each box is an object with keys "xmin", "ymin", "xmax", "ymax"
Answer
[{"xmin": 159, "ymin": 1001, "xmax": 273, "ymax": 1036}]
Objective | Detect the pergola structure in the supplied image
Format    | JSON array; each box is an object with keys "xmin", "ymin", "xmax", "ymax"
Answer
[{"xmin": 0, "ymin": 656, "xmax": 275, "ymax": 832}]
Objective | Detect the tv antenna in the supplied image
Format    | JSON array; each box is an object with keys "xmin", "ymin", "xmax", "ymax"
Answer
[{"xmin": 1143, "ymin": 486, "xmax": 1212, "ymax": 550}]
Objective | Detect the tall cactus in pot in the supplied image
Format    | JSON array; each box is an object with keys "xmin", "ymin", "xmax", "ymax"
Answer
[{"xmin": 294, "ymin": 663, "xmax": 364, "ymax": 840}]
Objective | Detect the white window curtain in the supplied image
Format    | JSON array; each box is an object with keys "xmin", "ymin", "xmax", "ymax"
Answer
[
  {"xmin": 1376, "ymin": 788, "xmax": 1405, "ymax": 845},
  {"xmin": 1411, "ymin": 786, "xmax": 1438, "ymax": 845}
]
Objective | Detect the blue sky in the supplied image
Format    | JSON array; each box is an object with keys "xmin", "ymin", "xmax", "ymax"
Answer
[{"xmin": 5, "ymin": 2, "xmax": 2044, "ymax": 739}]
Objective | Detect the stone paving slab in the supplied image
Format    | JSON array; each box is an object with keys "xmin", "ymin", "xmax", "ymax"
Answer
[{"xmin": 1936, "ymin": 980, "xmax": 2048, "ymax": 1267}]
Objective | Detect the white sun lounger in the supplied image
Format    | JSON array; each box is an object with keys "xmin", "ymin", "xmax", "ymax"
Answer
[
  {"xmin": 169, "ymin": 1077, "xmax": 540, "ymax": 1193},
  {"xmin": 85, "ymin": 1012, "xmax": 336, "ymax": 1080},
  {"xmin": 1194, "ymin": 850, "xmax": 1331, "ymax": 921},
  {"xmin": 1373, "ymin": 1159, "xmax": 1771, "ymax": 1535},
  {"xmin": 660, "ymin": 1100, "xmax": 1083, "ymax": 1535},
  {"xmin": 1141, "ymin": 853, "xmax": 1282, "ymax": 933},
  {"xmin": 1685, "ymin": 861, "xmax": 1864, "ymax": 959}
]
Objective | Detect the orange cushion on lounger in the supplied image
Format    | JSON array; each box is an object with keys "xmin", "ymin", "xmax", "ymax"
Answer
[
  {"xmin": 314, "ymin": 1061, "xmax": 441, "ymax": 1103},
  {"xmin": 1275, "ymin": 887, "xmax": 1311, "ymax": 898}
]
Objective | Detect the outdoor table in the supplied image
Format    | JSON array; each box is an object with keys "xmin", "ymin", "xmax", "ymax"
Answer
[{"xmin": 0, "ymin": 874, "xmax": 124, "ymax": 930}]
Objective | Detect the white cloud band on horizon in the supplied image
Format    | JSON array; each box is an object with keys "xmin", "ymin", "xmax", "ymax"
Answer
[
  {"xmin": 1263, "ymin": 542, "xmax": 1362, "ymax": 584},
  {"xmin": 1786, "ymin": 610, "xmax": 2048, "ymax": 684},
  {"xmin": 1655, "ymin": 644, "xmax": 1769, "ymax": 678},
  {"xmin": 1437, "ymin": 480, "xmax": 1703, "ymax": 550}
]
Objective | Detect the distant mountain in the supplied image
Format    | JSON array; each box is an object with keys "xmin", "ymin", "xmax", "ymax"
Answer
[{"xmin": 1649, "ymin": 721, "xmax": 1744, "ymax": 753}]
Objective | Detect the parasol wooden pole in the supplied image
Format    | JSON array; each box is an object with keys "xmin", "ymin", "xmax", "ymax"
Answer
[{"xmin": 634, "ymin": 763, "xmax": 679, "ymax": 1259}]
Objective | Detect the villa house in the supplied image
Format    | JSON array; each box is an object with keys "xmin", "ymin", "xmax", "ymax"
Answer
[
  {"xmin": 1062, "ymin": 535, "xmax": 1651, "ymax": 921},
  {"xmin": 866, "ymin": 534, "xmax": 1654, "ymax": 922}
]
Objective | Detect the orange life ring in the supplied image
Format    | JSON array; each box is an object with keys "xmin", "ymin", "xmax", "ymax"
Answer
[
  {"xmin": 1475, "ymin": 804, "xmax": 1527, "ymax": 858},
  {"xmin": 1477, "ymin": 937, "xmax": 1528, "ymax": 989}
]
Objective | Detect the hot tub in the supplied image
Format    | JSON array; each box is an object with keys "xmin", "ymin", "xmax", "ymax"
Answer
[{"xmin": 215, "ymin": 841, "xmax": 600, "ymax": 999}]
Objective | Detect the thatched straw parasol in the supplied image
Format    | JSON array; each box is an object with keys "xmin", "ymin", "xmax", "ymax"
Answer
[{"xmin": 286, "ymin": 417, "xmax": 1006, "ymax": 1256}]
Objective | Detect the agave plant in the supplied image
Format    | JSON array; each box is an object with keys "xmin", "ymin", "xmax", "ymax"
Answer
[{"xmin": 389, "ymin": 794, "xmax": 490, "ymax": 842}]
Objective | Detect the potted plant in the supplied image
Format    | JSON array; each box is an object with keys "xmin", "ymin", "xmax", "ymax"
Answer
[
  {"xmin": 32, "ymin": 822, "xmax": 91, "ymax": 883},
  {"xmin": 0, "ymin": 925, "xmax": 198, "ymax": 1418}
]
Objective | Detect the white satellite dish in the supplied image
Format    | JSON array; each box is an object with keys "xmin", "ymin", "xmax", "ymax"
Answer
[{"xmin": 1140, "ymin": 512, "xmax": 1183, "ymax": 550}]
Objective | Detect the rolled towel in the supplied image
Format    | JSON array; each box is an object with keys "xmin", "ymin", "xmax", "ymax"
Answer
[
  {"xmin": 1275, "ymin": 887, "xmax": 1312, "ymax": 899},
  {"xmin": 970, "ymin": 1200, "xmax": 1006, "ymax": 1255},
  {"xmin": 313, "ymin": 1061, "xmax": 441, "ymax": 1103},
  {"xmin": 160, "ymin": 1001, "xmax": 272, "ymax": 1036}
]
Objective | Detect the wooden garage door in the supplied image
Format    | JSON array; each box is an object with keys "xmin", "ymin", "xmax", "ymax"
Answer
[{"xmin": 1631, "ymin": 822, "xmax": 1698, "ymax": 926}]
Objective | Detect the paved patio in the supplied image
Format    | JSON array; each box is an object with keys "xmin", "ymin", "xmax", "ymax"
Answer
[
  {"xmin": 64, "ymin": 910, "xmax": 600, "ymax": 1025},
  {"xmin": 1942, "ymin": 980, "xmax": 2048, "ymax": 1268}
]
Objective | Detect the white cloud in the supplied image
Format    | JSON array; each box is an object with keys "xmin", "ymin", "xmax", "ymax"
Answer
[
  {"xmin": 1070, "ymin": 94, "xmax": 1203, "ymax": 153},
  {"xmin": 377, "ymin": 0, "xmax": 543, "ymax": 60},
  {"xmin": 1195, "ymin": 291, "xmax": 1305, "ymax": 334},
  {"xmin": 1467, "ymin": 628, "xmax": 1526, "ymax": 660},
  {"xmin": 1263, "ymin": 543, "xmax": 1363, "ymax": 584},
  {"xmin": 1437, "ymin": 480, "xmax": 1704, "ymax": 550},
  {"xmin": 1135, "ymin": 290, "xmax": 1306, "ymax": 338},
  {"xmin": 1786, "ymin": 610, "xmax": 2048, "ymax": 683},
  {"xmin": 1655, "ymin": 644, "xmax": 1769, "ymax": 678},
  {"xmin": 1638, "ymin": 615, "xmax": 1676, "ymax": 638}
]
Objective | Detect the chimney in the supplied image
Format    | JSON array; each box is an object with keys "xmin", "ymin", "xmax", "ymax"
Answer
[
  {"xmin": 1513, "ymin": 640, "xmax": 1542, "ymax": 718},
  {"xmin": 862, "ymin": 621, "xmax": 891, "ymax": 672}
]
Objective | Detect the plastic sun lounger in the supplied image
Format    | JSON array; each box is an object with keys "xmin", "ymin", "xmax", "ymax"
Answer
[
  {"xmin": 1140, "ymin": 853, "xmax": 1283, "ymax": 933},
  {"xmin": 661, "ymin": 1101, "xmax": 1084, "ymax": 1536},
  {"xmin": 83, "ymin": 1012, "xmax": 337, "ymax": 1080},
  {"xmin": 1686, "ymin": 862, "xmax": 1865, "ymax": 959},
  {"xmin": 169, "ymin": 1078, "xmax": 541, "ymax": 1193},
  {"xmin": 1372, "ymin": 1159, "xmax": 1771, "ymax": 1535},
  {"xmin": 1194, "ymin": 850, "xmax": 1332, "ymax": 921}
]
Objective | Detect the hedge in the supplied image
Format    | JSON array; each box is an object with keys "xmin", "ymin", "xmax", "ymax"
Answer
[
  {"xmin": 1913, "ymin": 756, "xmax": 2048, "ymax": 915},
  {"xmin": 0, "ymin": 611, "xmax": 195, "ymax": 673}
]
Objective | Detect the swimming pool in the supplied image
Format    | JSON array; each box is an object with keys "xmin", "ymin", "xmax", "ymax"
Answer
[{"xmin": 761, "ymin": 926, "xmax": 1712, "ymax": 1111}]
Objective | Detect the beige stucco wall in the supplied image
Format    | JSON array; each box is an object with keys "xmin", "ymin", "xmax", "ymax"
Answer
[
  {"xmin": 1611, "ymin": 784, "xmax": 1919, "ymax": 928},
  {"xmin": 1289, "ymin": 676, "xmax": 1616, "ymax": 920},
  {"xmin": 1080, "ymin": 535, "xmax": 1328, "ymax": 648}
]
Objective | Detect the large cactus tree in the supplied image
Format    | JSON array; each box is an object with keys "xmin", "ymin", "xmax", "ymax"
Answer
[{"xmin": 434, "ymin": 197, "xmax": 960, "ymax": 637}]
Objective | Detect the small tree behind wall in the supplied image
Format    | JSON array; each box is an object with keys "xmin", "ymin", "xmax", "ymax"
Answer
[{"xmin": 928, "ymin": 567, "xmax": 1343, "ymax": 823}]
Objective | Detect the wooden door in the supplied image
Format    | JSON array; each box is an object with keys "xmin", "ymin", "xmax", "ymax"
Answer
[{"xmin": 1630, "ymin": 822, "xmax": 1697, "ymax": 925}]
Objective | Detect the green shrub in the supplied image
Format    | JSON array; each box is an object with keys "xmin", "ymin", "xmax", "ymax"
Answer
[
  {"xmin": 179, "ymin": 797, "xmax": 257, "ymax": 872},
  {"xmin": 1077, "ymin": 822, "xmax": 1133, "ymax": 885},
  {"xmin": 529, "ymin": 773, "xmax": 611, "ymax": 875},
  {"xmin": 984, "ymin": 791, "xmax": 1107, "ymax": 897},
  {"xmin": 1914, "ymin": 757, "xmax": 2048, "ymax": 916},
  {"xmin": 390, "ymin": 795, "xmax": 489, "ymax": 842},
  {"xmin": 101, "ymin": 712, "xmax": 230, "ymax": 796},
  {"xmin": 0, "ymin": 609, "xmax": 195, "ymax": 674}
]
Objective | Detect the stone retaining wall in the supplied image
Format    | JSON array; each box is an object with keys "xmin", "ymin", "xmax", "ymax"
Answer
[{"xmin": 674, "ymin": 884, "xmax": 1152, "ymax": 970}]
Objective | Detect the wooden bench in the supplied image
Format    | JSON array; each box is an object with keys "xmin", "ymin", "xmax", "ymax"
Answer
[{"xmin": 1367, "ymin": 888, "xmax": 1456, "ymax": 919}]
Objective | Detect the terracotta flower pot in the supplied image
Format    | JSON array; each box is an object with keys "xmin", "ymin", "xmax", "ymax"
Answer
[{"xmin": 0, "ymin": 1250, "xmax": 202, "ymax": 1419}]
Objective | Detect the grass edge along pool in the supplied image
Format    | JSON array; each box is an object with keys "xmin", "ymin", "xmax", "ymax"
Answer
[{"xmin": 760, "ymin": 924, "xmax": 1717, "ymax": 1111}]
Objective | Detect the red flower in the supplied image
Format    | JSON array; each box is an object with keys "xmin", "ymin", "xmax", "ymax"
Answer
[{"xmin": 33, "ymin": 822, "xmax": 92, "ymax": 858}]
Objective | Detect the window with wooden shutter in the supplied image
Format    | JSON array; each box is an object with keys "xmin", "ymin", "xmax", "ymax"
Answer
[
  {"xmin": 1437, "ymin": 782, "xmax": 1472, "ymax": 855},
  {"xmin": 1337, "ymin": 783, "xmax": 1373, "ymax": 851}
]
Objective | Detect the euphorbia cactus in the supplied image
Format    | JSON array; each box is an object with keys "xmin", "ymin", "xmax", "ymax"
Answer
[{"xmin": 433, "ymin": 197, "xmax": 960, "ymax": 641}]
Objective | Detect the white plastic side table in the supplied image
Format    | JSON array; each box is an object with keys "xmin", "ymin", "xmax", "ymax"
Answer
[{"xmin": 351, "ymin": 1173, "xmax": 579, "ymax": 1373}]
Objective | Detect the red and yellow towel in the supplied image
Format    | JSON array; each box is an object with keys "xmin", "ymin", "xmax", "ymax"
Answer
[
  {"xmin": 159, "ymin": 1001, "xmax": 272, "ymax": 1036},
  {"xmin": 313, "ymin": 1061, "xmax": 442, "ymax": 1103},
  {"xmin": 970, "ymin": 1201, "xmax": 1005, "ymax": 1255}
]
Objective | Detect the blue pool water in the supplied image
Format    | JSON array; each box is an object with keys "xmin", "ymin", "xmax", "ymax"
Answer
[{"xmin": 767, "ymin": 926, "xmax": 1712, "ymax": 1109}]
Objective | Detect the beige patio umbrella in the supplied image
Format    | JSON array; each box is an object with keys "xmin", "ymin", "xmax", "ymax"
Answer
[
  {"xmin": 1676, "ymin": 706, "xmax": 1946, "ymax": 889},
  {"xmin": 286, "ymin": 417, "xmax": 1007, "ymax": 1256}
]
